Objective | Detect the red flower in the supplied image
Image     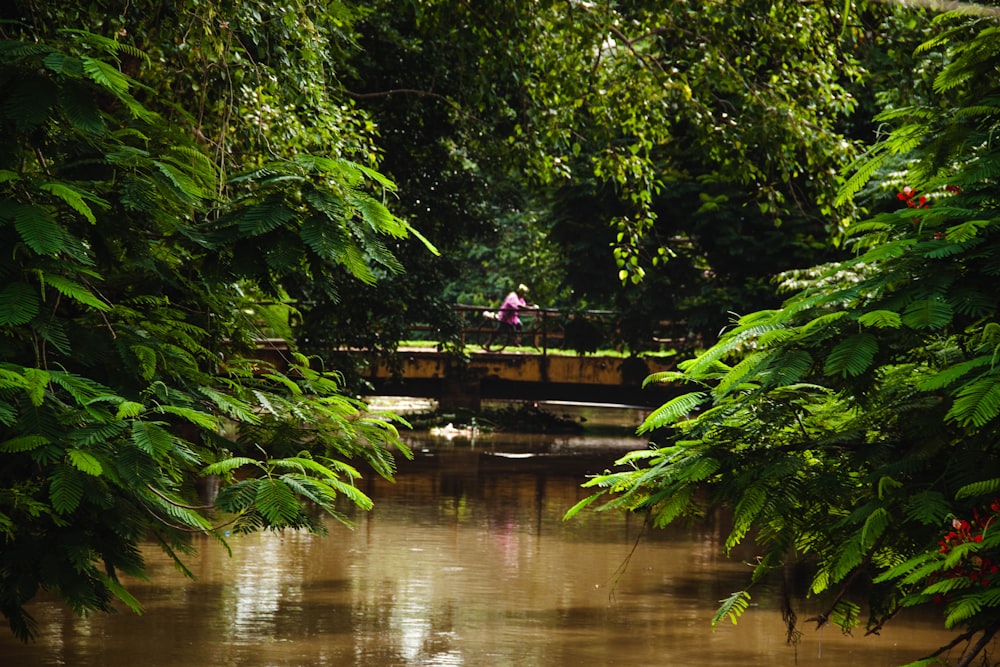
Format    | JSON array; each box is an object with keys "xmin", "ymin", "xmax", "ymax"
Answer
[{"xmin": 897, "ymin": 186, "xmax": 930, "ymax": 209}]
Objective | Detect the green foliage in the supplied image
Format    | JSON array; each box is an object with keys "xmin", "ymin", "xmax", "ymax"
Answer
[
  {"xmin": 712, "ymin": 590, "xmax": 751, "ymax": 628},
  {"xmin": 573, "ymin": 7, "xmax": 1000, "ymax": 664},
  {"xmin": 0, "ymin": 4, "xmax": 423, "ymax": 642}
]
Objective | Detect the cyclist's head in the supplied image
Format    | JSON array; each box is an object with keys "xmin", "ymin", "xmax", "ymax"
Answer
[{"xmin": 518, "ymin": 283, "xmax": 529, "ymax": 293}]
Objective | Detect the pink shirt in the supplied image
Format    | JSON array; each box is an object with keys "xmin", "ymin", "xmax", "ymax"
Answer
[{"xmin": 498, "ymin": 292, "xmax": 526, "ymax": 326}]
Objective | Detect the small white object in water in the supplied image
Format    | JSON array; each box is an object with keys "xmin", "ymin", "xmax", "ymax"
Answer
[{"xmin": 428, "ymin": 422, "xmax": 479, "ymax": 439}]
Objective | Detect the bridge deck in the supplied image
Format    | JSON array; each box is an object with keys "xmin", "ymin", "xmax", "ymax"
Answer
[
  {"xmin": 255, "ymin": 340, "xmax": 681, "ymax": 408},
  {"xmin": 364, "ymin": 347, "xmax": 679, "ymax": 408}
]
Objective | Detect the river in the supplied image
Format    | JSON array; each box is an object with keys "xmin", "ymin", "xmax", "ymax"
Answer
[{"xmin": 0, "ymin": 402, "xmax": 968, "ymax": 666}]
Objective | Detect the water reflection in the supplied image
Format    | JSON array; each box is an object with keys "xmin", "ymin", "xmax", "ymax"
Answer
[{"xmin": 0, "ymin": 431, "xmax": 973, "ymax": 666}]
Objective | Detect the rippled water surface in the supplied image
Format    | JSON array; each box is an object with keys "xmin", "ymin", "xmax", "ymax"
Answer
[{"xmin": 0, "ymin": 423, "xmax": 969, "ymax": 666}]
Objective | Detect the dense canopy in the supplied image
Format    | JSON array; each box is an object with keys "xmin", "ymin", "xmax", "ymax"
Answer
[
  {"xmin": 7, "ymin": 1, "xmax": 1000, "ymax": 664},
  {"xmin": 571, "ymin": 5, "xmax": 1000, "ymax": 665}
]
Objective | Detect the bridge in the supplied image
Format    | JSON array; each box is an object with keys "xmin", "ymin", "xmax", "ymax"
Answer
[
  {"xmin": 258, "ymin": 305, "xmax": 692, "ymax": 410},
  {"xmin": 360, "ymin": 347, "xmax": 680, "ymax": 410}
]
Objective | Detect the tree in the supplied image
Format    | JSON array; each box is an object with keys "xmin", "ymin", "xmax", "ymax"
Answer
[
  {"xmin": 570, "ymin": 5, "xmax": 1000, "ymax": 665},
  {"xmin": 341, "ymin": 1, "xmax": 917, "ymax": 350},
  {"xmin": 0, "ymin": 2, "xmax": 431, "ymax": 641}
]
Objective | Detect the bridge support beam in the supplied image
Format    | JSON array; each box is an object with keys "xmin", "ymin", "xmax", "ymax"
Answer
[{"xmin": 439, "ymin": 376, "xmax": 482, "ymax": 412}]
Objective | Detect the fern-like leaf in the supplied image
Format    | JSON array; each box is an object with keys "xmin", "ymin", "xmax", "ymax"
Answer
[
  {"xmin": 902, "ymin": 297, "xmax": 954, "ymax": 330},
  {"xmin": 861, "ymin": 507, "xmax": 890, "ymax": 551},
  {"xmin": 39, "ymin": 182, "xmax": 107, "ymax": 223},
  {"xmin": 955, "ymin": 478, "xmax": 1000, "ymax": 500},
  {"xmin": 202, "ymin": 457, "xmax": 260, "ymax": 476},
  {"xmin": 238, "ymin": 198, "xmax": 295, "ymax": 236},
  {"xmin": 642, "ymin": 370, "xmax": 687, "ymax": 387},
  {"xmin": 153, "ymin": 160, "xmax": 207, "ymax": 203},
  {"xmin": 857, "ymin": 309, "xmax": 902, "ymax": 329},
  {"xmin": 80, "ymin": 55, "xmax": 130, "ymax": 94},
  {"xmin": 946, "ymin": 218, "xmax": 993, "ymax": 242},
  {"xmin": 713, "ymin": 351, "xmax": 768, "ymax": 399},
  {"xmin": 712, "ymin": 590, "xmax": 751, "ymax": 628},
  {"xmin": 12, "ymin": 204, "xmax": 64, "ymax": 255},
  {"xmin": 254, "ymin": 478, "xmax": 301, "ymax": 526},
  {"xmin": 0, "ymin": 435, "xmax": 49, "ymax": 452},
  {"xmin": 0, "ymin": 282, "xmax": 40, "ymax": 325},
  {"xmin": 638, "ymin": 392, "xmax": 707, "ymax": 433},
  {"xmin": 947, "ymin": 375, "xmax": 1000, "ymax": 428},
  {"xmin": 67, "ymin": 448, "xmax": 103, "ymax": 476},
  {"xmin": 917, "ymin": 356, "xmax": 992, "ymax": 392},
  {"xmin": 945, "ymin": 595, "xmax": 983, "ymax": 629},
  {"xmin": 42, "ymin": 274, "xmax": 111, "ymax": 312},
  {"xmin": 58, "ymin": 80, "xmax": 106, "ymax": 134},
  {"xmin": 824, "ymin": 332, "xmax": 878, "ymax": 378},
  {"xmin": 49, "ymin": 464, "xmax": 84, "ymax": 514},
  {"xmin": 130, "ymin": 420, "xmax": 173, "ymax": 458}
]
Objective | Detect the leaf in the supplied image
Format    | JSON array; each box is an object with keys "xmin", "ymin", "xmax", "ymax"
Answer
[
  {"xmin": 254, "ymin": 478, "xmax": 301, "ymax": 526},
  {"xmin": 116, "ymin": 401, "xmax": 145, "ymax": 419},
  {"xmin": 562, "ymin": 492, "xmax": 603, "ymax": 520},
  {"xmin": 651, "ymin": 485, "xmax": 696, "ymax": 528},
  {"xmin": 712, "ymin": 590, "xmax": 751, "ymax": 628},
  {"xmin": 130, "ymin": 420, "xmax": 174, "ymax": 458},
  {"xmin": 42, "ymin": 274, "xmax": 111, "ymax": 311},
  {"xmin": 945, "ymin": 595, "xmax": 982, "ymax": 629},
  {"xmin": 955, "ymin": 478, "xmax": 1000, "ymax": 500},
  {"xmin": 902, "ymin": 297, "xmax": 954, "ymax": 330},
  {"xmin": 903, "ymin": 491, "xmax": 951, "ymax": 526},
  {"xmin": 301, "ymin": 214, "xmax": 348, "ymax": 258},
  {"xmin": 946, "ymin": 219, "xmax": 992, "ymax": 243},
  {"xmin": 261, "ymin": 373, "xmax": 303, "ymax": 396},
  {"xmin": 823, "ymin": 332, "xmax": 878, "ymax": 378},
  {"xmin": 80, "ymin": 55, "xmax": 130, "ymax": 94},
  {"xmin": 917, "ymin": 356, "xmax": 992, "ymax": 392},
  {"xmin": 50, "ymin": 464, "xmax": 84, "ymax": 514},
  {"xmin": 638, "ymin": 392, "xmax": 707, "ymax": 433},
  {"xmin": 202, "ymin": 457, "xmax": 260, "ymax": 476},
  {"xmin": 0, "ymin": 282, "xmax": 40, "ymax": 325},
  {"xmin": 762, "ymin": 349, "xmax": 813, "ymax": 387},
  {"xmin": 59, "ymin": 80, "xmax": 106, "ymax": 134},
  {"xmin": 153, "ymin": 160, "xmax": 207, "ymax": 202},
  {"xmin": 0, "ymin": 435, "xmax": 49, "ymax": 452},
  {"xmin": 12, "ymin": 204, "xmax": 64, "ymax": 255},
  {"xmin": 713, "ymin": 351, "xmax": 768, "ymax": 399},
  {"xmin": 130, "ymin": 345, "xmax": 157, "ymax": 381},
  {"xmin": 154, "ymin": 405, "xmax": 218, "ymax": 430},
  {"xmin": 312, "ymin": 476, "xmax": 373, "ymax": 511},
  {"xmin": 857, "ymin": 309, "xmax": 902, "ymax": 329},
  {"xmin": 947, "ymin": 376, "xmax": 1000, "ymax": 428},
  {"xmin": 99, "ymin": 574, "xmax": 143, "ymax": 615},
  {"xmin": 238, "ymin": 198, "xmax": 295, "ymax": 236},
  {"xmin": 861, "ymin": 507, "xmax": 890, "ymax": 551},
  {"xmin": 641, "ymin": 370, "xmax": 688, "ymax": 387},
  {"xmin": 39, "ymin": 182, "xmax": 106, "ymax": 223},
  {"xmin": 67, "ymin": 448, "xmax": 103, "ymax": 476},
  {"xmin": 198, "ymin": 387, "xmax": 261, "ymax": 424},
  {"xmin": 23, "ymin": 367, "xmax": 49, "ymax": 406}
]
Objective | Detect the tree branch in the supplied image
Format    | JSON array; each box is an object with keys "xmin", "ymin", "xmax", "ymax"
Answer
[{"xmin": 955, "ymin": 625, "xmax": 999, "ymax": 667}]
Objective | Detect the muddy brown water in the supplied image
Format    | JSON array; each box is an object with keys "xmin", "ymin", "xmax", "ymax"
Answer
[{"xmin": 0, "ymin": 426, "xmax": 975, "ymax": 666}]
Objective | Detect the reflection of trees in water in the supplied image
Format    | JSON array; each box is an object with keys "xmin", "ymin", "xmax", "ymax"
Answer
[{"xmin": 0, "ymin": 432, "xmax": 963, "ymax": 667}]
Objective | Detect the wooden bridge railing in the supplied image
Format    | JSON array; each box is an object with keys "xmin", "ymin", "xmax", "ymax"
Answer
[{"xmin": 406, "ymin": 305, "xmax": 694, "ymax": 355}]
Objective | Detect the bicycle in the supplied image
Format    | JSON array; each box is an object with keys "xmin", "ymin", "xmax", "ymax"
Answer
[{"xmin": 478, "ymin": 310, "xmax": 542, "ymax": 352}]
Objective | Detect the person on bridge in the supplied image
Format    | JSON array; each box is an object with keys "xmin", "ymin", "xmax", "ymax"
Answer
[{"xmin": 485, "ymin": 283, "xmax": 537, "ymax": 351}]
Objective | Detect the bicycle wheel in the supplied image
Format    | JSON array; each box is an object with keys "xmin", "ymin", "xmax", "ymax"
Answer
[{"xmin": 482, "ymin": 321, "xmax": 510, "ymax": 351}]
